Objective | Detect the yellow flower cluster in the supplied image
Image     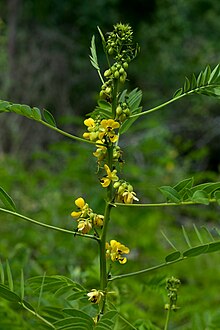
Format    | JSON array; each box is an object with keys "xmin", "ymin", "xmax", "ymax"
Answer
[
  {"xmin": 83, "ymin": 118, "xmax": 120, "ymax": 143},
  {"xmin": 106, "ymin": 239, "xmax": 130, "ymax": 264},
  {"xmin": 71, "ymin": 197, "xmax": 104, "ymax": 234}
]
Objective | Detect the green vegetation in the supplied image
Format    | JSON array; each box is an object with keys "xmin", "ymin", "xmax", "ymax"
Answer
[{"xmin": 1, "ymin": 2, "xmax": 220, "ymax": 329}]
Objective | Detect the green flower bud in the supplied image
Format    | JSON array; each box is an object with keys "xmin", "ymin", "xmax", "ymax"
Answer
[
  {"xmin": 113, "ymin": 181, "xmax": 121, "ymax": 189},
  {"xmin": 104, "ymin": 69, "xmax": 111, "ymax": 77},
  {"xmin": 105, "ymin": 87, "xmax": 111, "ymax": 94},
  {"xmin": 123, "ymin": 62, "xmax": 129, "ymax": 69},
  {"xmin": 108, "ymin": 47, "xmax": 114, "ymax": 55},
  {"xmin": 116, "ymin": 106, "xmax": 122, "ymax": 115},
  {"xmin": 114, "ymin": 71, "xmax": 120, "ymax": 79}
]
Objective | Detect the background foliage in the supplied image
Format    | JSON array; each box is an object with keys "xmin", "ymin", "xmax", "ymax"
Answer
[{"xmin": 0, "ymin": 1, "xmax": 220, "ymax": 328}]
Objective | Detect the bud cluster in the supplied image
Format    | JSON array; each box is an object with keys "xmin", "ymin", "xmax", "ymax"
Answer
[
  {"xmin": 165, "ymin": 276, "xmax": 181, "ymax": 311},
  {"xmin": 116, "ymin": 101, "xmax": 131, "ymax": 123},
  {"xmin": 114, "ymin": 180, "xmax": 139, "ymax": 204}
]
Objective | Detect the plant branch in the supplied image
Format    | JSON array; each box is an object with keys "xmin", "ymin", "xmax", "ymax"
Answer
[
  {"xmin": 130, "ymin": 84, "xmax": 217, "ymax": 118},
  {"xmin": 114, "ymin": 198, "xmax": 217, "ymax": 208},
  {"xmin": 108, "ymin": 257, "xmax": 185, "ymax": 282},
  {"xmin": 20, "ymin": 301, "xmax": 55, "ymax": 329},
  {"xmin": 0, "ymin": 207, "xmax": 99, "ymax": 241},
  {"xmin": 38, "ymin": 120, "xmax": 104, "ymax": 146}
]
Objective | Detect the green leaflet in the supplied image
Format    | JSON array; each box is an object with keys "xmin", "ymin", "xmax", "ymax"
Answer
[
  {"xmin": 0, "ymin": 186, "xmax": 16, "ymax": 211},
  {"xmin": 90, "ymin": 35, "xmax": 100, "ymax": 71},
  {"xmin": 173, "ymin": 63, "xmax": 220, "ymax": 98},
  {"xmin": 0, "ymin": 284, "xmax": 20, "ymax": 302},
  {"xmin": 43, "ymin": 109, "xmax": 57, "ymax": 127},
  {"xmin": 159, "ymin": 178, "xmax": 220, "ymax": 204},
  {"xmin": 165, "ymin": 251, "xmax": 181, "ymax": 262},
  {"xmin": 95, "ymin": 311, "xmax": 118, "ymax": 330},
  {"xmin": 158, "ymin": 186, "xmax": 181, "ymax": 203},
  {"xmin": 119, "ymin": 88, "xmax": 142, "ymax": 134}
]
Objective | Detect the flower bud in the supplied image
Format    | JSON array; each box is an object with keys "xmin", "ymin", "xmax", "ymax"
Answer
[
  {"xmin": 104, "ymin": 69, "xmax": 111, "ymax": 77},
  {"xmin": 114, "ymin": 71, "xmax": 120, "ymax": 79}
]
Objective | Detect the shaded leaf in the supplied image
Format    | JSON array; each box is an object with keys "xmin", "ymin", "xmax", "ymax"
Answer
[
  {"xmin": 6, "ymin": 260, "xmax": 13, "ymax": 291},
  {"xmin": 0, "ymin": 186, "xmax": 16, "ymax": 211},
  {"xmin": 183, "ymin": 244, "xmax": 209, "ymax": 257},
  {"xmin": 173, "ymin": 177, "xmax": 194, "ymax": 193},
  {"xmin": 0, "ymin": 284, "xmax": 20, "ymax": 302},
  {"xmin": 43, "ymin": 109, "xmax": 57, "ymax": 127},
  {"xmin": 214, "ymin": 191, "xmax": 220, "ymax": 205},
  {"xmin": 165, "ymin": 251, "xmax": 181, "ymax": 262},
  {"xmin": 159, "ymin": 186, "xmax": 181, "ymax": 203},
  {"xmin": 205, "ymin": 241, "xmax": 220, "ymax": 254}
]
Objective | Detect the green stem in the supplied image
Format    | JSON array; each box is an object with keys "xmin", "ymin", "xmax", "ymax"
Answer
[
  {"xmin": 130, "ymin": 84, "xmax": 219, "ymax": 119},
  {"xmin": 38, "ymin": 120, "xmax": 102, "ymax": 146},
  {"xmin": 99, "ymin": 144, "xmax": 114, "ymax": 314},
  {"xmin": 108, "ymin": 257, "xmax": 185, "ymax": 282},
  {"xmin": 99, "ymin": 200, "xmax": 112, "ymax": 314},
  {"xmin": 114, "ymin": 199, "xmax": 217, "ymax": 208},
  {"xmin": 0, "ymin": 208, "xmax": 99, "ymax": 241},
  {"xmin": 20, "ymin": 301, "xmax": 55, "ymax": 329},
  {"xmin": 112, "ymin": 79, "xmax": 118, "ymax": 118},
  {"xmin": 164, "ymin": 305, "xmax": 171, "ymax": 330}
]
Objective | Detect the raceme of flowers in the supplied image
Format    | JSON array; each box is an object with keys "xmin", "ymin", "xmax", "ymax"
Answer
[
  {"xmin": 71, "ymin": 197, "xmax": 104, "ymax": 234},
  {"xmin": 106, "ymin": 239, "xmax": 130, "ymax": 264}
]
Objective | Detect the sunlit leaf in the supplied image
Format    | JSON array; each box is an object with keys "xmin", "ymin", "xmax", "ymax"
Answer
[
  {"xmin": 191, "ymin": 190, "xmax": 209, "ymax": 205},
  {"xmin": 32, "ymin": 107, "xmax": 42, "ymax": 120}
]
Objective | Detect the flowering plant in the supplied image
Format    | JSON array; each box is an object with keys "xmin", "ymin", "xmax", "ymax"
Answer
[{"xmin": 0, "ymin": 23, "xmax": 220, "ymax": 329}]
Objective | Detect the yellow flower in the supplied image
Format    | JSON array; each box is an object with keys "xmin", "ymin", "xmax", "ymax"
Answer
[
  {"xmin": 87, "ymin": 289, "xmax": 104, "ymax": 304},
  {"xmin": 122, "ymin": 191, "xmax": 139, "ymax": 204},
  {"xmin": 99, "ymin": 119, "xmax": 120, "ymax": 143},
  {"xmin": 71, "ymin": 197, "xmax": 88, "ymax": 218},
  {"xmin": 77, "ymin": 219, "xmax": 92, "ymax": 234},
  {"xmin": 83, "ymin": 118, "xmax": 99, "ymax": 141},
  {"xmin": 93, "ymin": 214, "xmax": 104, "ymax": 227},
  {"xmin": 100, "ymin": 164, "xmax": 119, "ymax": 188},
  {"xmin": 93, "ymin": 140, "xmax": 107, "ymax": 162},
  {"xmin": 106, "ymin": 239, "xmax": 130, "ymax": 264},
  {"xmin": 84, "ymin": 118, "xmax": 96, "ymax": 129}
]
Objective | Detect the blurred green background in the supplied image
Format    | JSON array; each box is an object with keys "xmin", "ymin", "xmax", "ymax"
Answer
[{"xmin": 0, "ymin": 0, "xmax": 220, "ymax": 328}]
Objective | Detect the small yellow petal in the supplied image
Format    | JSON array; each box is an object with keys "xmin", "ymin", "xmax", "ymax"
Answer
[
  {"xmin": 84, "ymin": 118, "xmax": 95, "ymax": 127},
  {"xmin": 75, "ymin": 197, "xmax": 85, "ymax": 209},
  {"xmin": 71, "ymin": 211, "xmax": 81, "ymax": 218}
]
